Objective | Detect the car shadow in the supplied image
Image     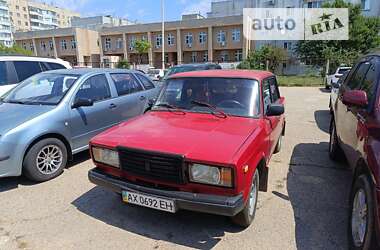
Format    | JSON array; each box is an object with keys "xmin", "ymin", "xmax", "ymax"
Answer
[
  {"xmin": 314, "ymin": 110, "xmax": 331, "ymax": 134},
  {"xmin": 319, "ymin": 87, "xmax": 331, "ymax": 93},
  {"xmin": 72, "ymin": 186, "xmax": 242, "ymax": 249},
  {"xmin": 287, "ymin": 142, "xmax": 352, "ymax": 250},
  {"xmin": 66, "ymin": 150, "xmax": 91, "ymax": 169}
]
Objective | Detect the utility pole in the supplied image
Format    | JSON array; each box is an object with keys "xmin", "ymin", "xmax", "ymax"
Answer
[{"xmin": 161, "ymin": 0, "xmax": 165, "ymax": 70}]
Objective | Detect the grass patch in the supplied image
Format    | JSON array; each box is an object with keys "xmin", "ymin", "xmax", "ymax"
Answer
[{"xmin": 277, "ymin": 76, "xmax": 324, "ymax": 87}]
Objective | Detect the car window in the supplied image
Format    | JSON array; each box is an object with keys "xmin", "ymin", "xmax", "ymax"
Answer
[
  {"xmin": 347, "ymin": 62, "xmax": 370, "ymax": 90},
  {"xmin": 75, "ymin": 74, "xmax": 111, "ymax": 102},
  {"xmin": 110, "ymin": 73, "xmax": 143, "ymax": 96},
  {"xmin": 337, "ymin": 68, "xmax": 350, "ymax": 74},
  {"xmin": 360, "ymin": 63, "xmax": 378, "ymax": 105},
  {"xmin": 40, "ymin": 62, "xmax": 66, "ymax": 71},
  {"xmin": 0, "ymin": 62, "xmax": 12, "ymax": 86},
  {"xmin": 13, "ymin": 61, "xmax": 43, "ymax": 82},
  {"xmin": 263, "ymin": 79, "xmax": 272, "ymax": 113},
  {"xmin": 269, "ymin": 77, "xmax": 280, "ymax": 102},
  {"xmin": 136, "ymin": 74, "xmax": 155, "ymax": 90}
]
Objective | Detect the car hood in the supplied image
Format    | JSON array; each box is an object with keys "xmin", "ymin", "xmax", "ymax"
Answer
[
  {"xmin": 0, "ymin": 102, "xmax": 55, "ymax": 135},
  {"xmin": 92, "ymin": 111, "xmax": 261, "ymax": 164}
]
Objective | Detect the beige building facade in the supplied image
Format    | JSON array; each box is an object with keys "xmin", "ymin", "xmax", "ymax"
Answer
[
  {"xmin": 7, "ymin": 0, "xmax": 79, "ymax": 32},
  {"xmin": 14, "ymin": 15, "xmax": 252, "ymax": 68}
]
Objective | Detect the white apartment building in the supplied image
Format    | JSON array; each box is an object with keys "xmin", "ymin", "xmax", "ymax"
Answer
[{"xmin": 0, "ymin": 0, "xmax": 12, "ymax": 46}]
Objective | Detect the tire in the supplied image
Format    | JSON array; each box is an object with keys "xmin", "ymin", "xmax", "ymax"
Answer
[
  {"xmin": 23, "ymin": 138, "xmax": 68, "ymax": 182},
  {"xmin": 348, "ymin": 174, "xmax": 376, "ymax": 250},
  {"xmin": 232, "ymin": 169, "xmax": 259, "ymax": 228},
  {"xmin": 274, "ymin": 135, "xmax": 283, "ymax": 154},
  {"xmin": 329, "ymin": 119, "xmax": 343, "ymax": 161}
]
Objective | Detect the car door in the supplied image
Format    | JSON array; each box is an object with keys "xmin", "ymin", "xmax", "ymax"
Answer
[
  {"xmin": 109, "ymin": 73, "xmax": 147, "ymax": 122},
  {"xmin": 337, "ymin": 60, "xmax": 371, "ymax": 167},
  {"xmin": 263, "ymin": 77, "xmax": 283, "ymax": 155},
  {"xmin": 69, "ymin": 73, "xmax": 119, "ymax": 151},
  {"xmin": 135, "ymin": 73, "xmax": 160, "ymax": 100}
]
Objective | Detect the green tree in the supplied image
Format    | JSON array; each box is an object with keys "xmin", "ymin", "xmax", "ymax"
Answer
[
  {"xmin": 134, "ymin": 39, "xmax": 151, "ymax": 64},
  {"xmin": 0, "ymin": 44, "xmax": 33, "ymax": 56},
  {"xmin": 296, "ymin": 0, "xmax": 380, "ymax": 74},
  {"xmin": 116, "ymin": 59, "xmax": 130, "ymax": 69},
  {"xmin": 238, "ymin": 45, "xmax": 287, "ymax": 72}
]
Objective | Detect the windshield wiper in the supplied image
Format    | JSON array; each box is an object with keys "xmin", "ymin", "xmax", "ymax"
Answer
[
  {"xmin": 191, "ymin": 100, "xmax": 228, "ymax": 119},
  {"xmin": 154, "ymin": 103, "xmax": 186, "ymax": 113}
]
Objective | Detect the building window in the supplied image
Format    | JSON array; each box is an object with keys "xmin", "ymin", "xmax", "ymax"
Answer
[
  {"xmin": 23, "ymin": 7, "xmax": 26, "ymax": 11},
  {"xmin": 361, "ymin": 0, "xmax": 370, "ymax": 10},
  {"xmin": 17, "ymin": 13, "xmax": 20, "ymax": 17},
  {"xmin": 116, "ymin": 38, "xmax": 123, "ymax": 49},
  {"xmin": 191, "ymin": 52, "xmax": 197, "ymax": 63},
  {"xmin": 167, "ymin": 33, "xmax": 175, "ymax": 46},
  {"xmin": 25, "ymin": 22, "xmax": 28, "ymax": 26},
  {"xmin": 199, "ymin": 31, "xmax": 207, "ymax": 44},
  {"xmin": 185, "ymin": 32, "xmax": 193, "ymax": 47},
  {"xmin": 305, "ymin": 1, "xmax": 323, "ymax": 8},
  {"xmin": 49, "ymin": 40, "xmax": 54, "ymax": 50},
  {"xmin": 40, "ymin": 41, "xmax": 46, "ymax": 51},
  {"xmin": 30, "ymin": 42, "xmax": 34, "ymax": 51},
  {"xmin": 203, "ymin": 51, "xmax": 208, "ymax": 62},
  {"xmin": 232, "ymin": 28, "xmax": 241, "ymax": 42},
  {"xmin": 221, "ymin": 51, "xmax": 229, "ymax": 62},
  {"xmin": 235, "ymin": 50, "xmax": 243, "ymax": 61},
  {"xmin": 18, "ymin": 20, "xmax": 21, "ymax": 25},
  {"xmin": 284, "ymin": 42, "xmax": 292, "ymax": 50},
  {"xmin": 105, "ymin": 38, "xmax": 111, "ymax": 50},
  {"xmin": 61, "ymin": 39, "xmax": 67, "ymax": 50},
  {"xmin": 71, "ymin": 39, "xmax": 76, "ymax": 49},
  {"xmin": 22, "ymin": 42, "xmax": 27, "ymax": 50},
  {"xmin": 156, "ymin": 34, "xmax": 162, "ymax": 48},
  {"xmin": 23, "ymin": 14, "xmax": 27, "ymax": 18},
  {"xmin": 129, "ymin": 36, "xmax": 136, "ymax": 51},
  {"xmin": 217, "ymin": 30, "xmax": 226, "ymax": 46},
  {"xmin": 16, "ymin": 5, "xmax": 19, "ymax": 10},
  {"xmin": 142, "ymin": 35, "xmax": 147, "ymax": 41}
]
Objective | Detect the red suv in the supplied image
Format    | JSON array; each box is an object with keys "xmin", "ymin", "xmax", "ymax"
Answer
[
  {"xmin": 88, "ymin": 70, "xmax": 285, "ymax": 227},
  {"xmin": 329, "ymin": 54, "xmax": 380, "ymax": 249}
]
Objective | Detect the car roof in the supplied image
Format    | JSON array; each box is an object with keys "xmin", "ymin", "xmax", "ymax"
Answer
[
  {"xmin": 44, "ymin": 68, "xmax": 141, "ymax": 76},
  {"xmin": 171, "ymin": 63, "xmax": 219, "ymax": 68},
  {"xmin": 169, "ymin": 69, "xmax": 274, "ymax": 81},
  {"xmin": 0, "ymin": 55, "xmax": 67, "ymax": 63}
]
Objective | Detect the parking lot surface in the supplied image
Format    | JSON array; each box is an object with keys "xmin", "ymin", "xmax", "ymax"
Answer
[{"xmin": 0, "ymin": 87, "xmax": 352, "ymax": 250}]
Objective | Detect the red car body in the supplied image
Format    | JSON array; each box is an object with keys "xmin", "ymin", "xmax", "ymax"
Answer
[
  {"xmin": 88, "ymin": 70, "xmax": 285, "ymax": 225},
  {"xmin": 330, "ymin": 54, "xmax": 380, "ymax": 249}
]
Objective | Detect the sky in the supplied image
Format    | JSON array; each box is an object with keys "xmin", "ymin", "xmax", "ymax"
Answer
[{"xmin": 38, "ymin": 0, "xmax": 215, "ymax": 23}]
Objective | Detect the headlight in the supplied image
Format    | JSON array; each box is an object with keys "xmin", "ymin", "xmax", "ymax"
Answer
[
  {"xmin": 92, "ymin": 147, "xmax": 120, "ymax": 168},
  {"xmin": 189, "ymin": 164, "xmax": 233, "ymax": 187}
]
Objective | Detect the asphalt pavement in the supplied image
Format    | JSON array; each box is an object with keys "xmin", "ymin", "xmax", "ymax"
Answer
[{"xmin": 0, "ymin": 87, "xmax": 352, "ymax": 250}]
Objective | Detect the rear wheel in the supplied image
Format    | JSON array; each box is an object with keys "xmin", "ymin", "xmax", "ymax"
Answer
[
  {"xmin": 274, "ymin": 135, "xmax": 283, "ymax": 154},
  {"xmin": 329, "ymin": 119, "xmax": 343, "ymax": 161},
  {"xmin": 23, "ymin": 138, "xmax": 67, "ymax": 182},
  {"xmin": 348, "ymin": 174, "xmax": 376, "ymax": 250},
  {"xmin": 232, "ymin": 169, "xmax": 259, "ymax": 228}
]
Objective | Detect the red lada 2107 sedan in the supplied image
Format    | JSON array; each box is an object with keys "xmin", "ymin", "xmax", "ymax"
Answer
[{"xmin": 88, "ymin": 70, "xmax": 285, "ymax": 227}]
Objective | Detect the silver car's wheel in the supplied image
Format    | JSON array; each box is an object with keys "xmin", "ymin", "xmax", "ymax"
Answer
[
  {"xmin": 351, "ymin": 188, "xmax": 368, "ymax": 247},
  {"xmin": 36, "ymin": 145, "xmax": 63, "ymax": 175}
]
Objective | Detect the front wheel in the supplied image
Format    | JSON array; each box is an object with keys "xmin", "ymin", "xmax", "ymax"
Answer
[
  {"xmin": 329, "ymin": 119, "xmax": 343, "ymax": 161},
  {"xmin": 348, "ymin": 174, "xmax": 376, "ymax": 250},
  {"xmin": 23, "ymin": 138, "xmax": 68, "ymax": 182},
  {"xmin": 274, "ymin": 135, "xmax": 283, "ymax": 154},
  {"xmin": 232, "ymin": 169, "xmax": 259, "ymax": 228}
]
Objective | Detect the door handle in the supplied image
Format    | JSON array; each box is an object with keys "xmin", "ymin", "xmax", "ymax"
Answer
[
  {"xmin": 109, "ymin": 103, "xmax": 117, "ymax": 109},
  {"xmin": 139, "ymin": 96, "xmax": 146, "ymax": 101}
]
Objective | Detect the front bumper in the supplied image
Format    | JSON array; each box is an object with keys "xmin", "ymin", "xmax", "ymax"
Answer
[{"xmin": 89, "ymin": 168, "xmax": 245, "ymax": 217}]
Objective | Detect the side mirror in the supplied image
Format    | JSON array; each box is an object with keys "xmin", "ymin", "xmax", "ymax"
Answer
[
  {"xmin": 72, "ymin": 98, "xmax": 93, "ymax": 109},
  {"xmin": 144, "ymin": 98, "xmax": 156, "ymax": 113},
  {"xmin": 331, "ymin": 81, "xmax": 340, "ymax": 89},
  {"xmin": 266, "ymin": 104, "xmax": 285, "ymax": 117},
  {"xmin": 342, "ymin": 90, "xmax": 368, "ymax": 108}
]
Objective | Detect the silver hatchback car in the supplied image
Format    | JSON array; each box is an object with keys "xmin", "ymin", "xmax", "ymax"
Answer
[{"xmin": 0, "ymin": 68, "xmax": 159, "ymax": 181}]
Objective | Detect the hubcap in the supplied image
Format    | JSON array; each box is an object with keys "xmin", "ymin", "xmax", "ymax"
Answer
[
  {"xmin": 351, "ymin": 189, "xmax": 368, "ymax": 247},
  {"xmin": 248, "ymin": 174, "xmax": 258, "ymax": 216},
  {"xmin": 36, "ymin": 145, "xmax": 63, "ymax": 175}
]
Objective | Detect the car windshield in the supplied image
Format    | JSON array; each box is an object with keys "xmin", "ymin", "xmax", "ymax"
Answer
[
  {"xmin": 154, "ymin": 77, "xmax": 260, "ymax": 117},
  {"xmin": 338, "ymin": 68, "xmax": 351, "ymax": 74},
  {"xmin": 3, "ymin": 73, "xmax": 80, "ymax": 105},
  {"xmin": 163, "ymin": 65, "xmax": 205, "ymax": 80}
]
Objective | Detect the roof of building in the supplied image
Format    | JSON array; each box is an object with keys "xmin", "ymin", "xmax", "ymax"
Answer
[{"xmin": 169, "ymin": 69, "xmax": 274, "ymax": 81}]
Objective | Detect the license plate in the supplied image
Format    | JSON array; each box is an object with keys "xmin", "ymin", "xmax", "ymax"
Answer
[{"xmin": 122, "ymin": 191, "xmax": 176, "ymax": 213}]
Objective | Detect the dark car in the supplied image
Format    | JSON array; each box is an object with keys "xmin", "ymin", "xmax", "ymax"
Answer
[
  {"xmin": 329, "ymin": 54, "xmax": 380, "ymax": 250},
  {"xmin": 163, "ymin": 63, "xmax": 222, "ymax": 81}
]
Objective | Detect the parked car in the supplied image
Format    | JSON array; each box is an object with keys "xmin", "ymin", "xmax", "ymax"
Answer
[
  {"xmin": 329, "ymin": 70, "xmax": 350, "ymax": 113},
  {"xmin": 329, "ymin": 54, "xmax": 380, "ymax": 249},
  {"xmin": 88, "ymin": 70, "xmax": 286, "ymax": 227},
  {"xmin": 147, "ymin": 68, "xmax": 165, "ymax": 81},
  {"xmin": 325, "ymin": 66, "xmax": 352, "ymax": 89},
  {"xmin": 0, "ymin": 68, "xmax": 159, "ymax": 181},
  {"xmin": 0, "ymin": 56, "xmax": 71, "ymax": 96},
  {"xmin": 162, "ymin": 63, "xmax": 222, "ymax": 81}
]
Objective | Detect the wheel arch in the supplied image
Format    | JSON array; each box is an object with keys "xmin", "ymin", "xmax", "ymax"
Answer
[{"xmin": 257, "ymin": 158, "xmax": 268, "ymax": 192}]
